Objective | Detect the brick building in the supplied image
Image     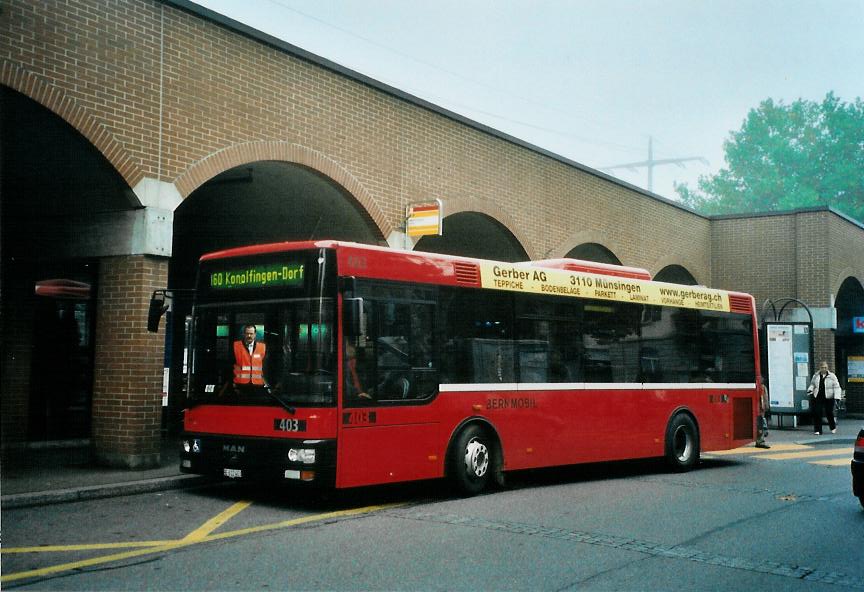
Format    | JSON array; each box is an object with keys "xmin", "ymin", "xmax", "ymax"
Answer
[{"xmin": 2, "ymin": 0, "xmax": 862, "ymax": 467}]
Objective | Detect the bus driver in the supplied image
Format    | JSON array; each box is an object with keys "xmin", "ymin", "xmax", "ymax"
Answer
[{"xmin": 230, "ymin": 324, "xmax": 267, "ymax": 391}]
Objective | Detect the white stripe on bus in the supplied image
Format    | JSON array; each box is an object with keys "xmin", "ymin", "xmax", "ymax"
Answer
[
  {"xmin": 439, "ymin": 383, "xmax": 520, "ymax": 392},
  {"xmin": 438, "ymin": 383, "xmax": 755, "ymax": 392}
]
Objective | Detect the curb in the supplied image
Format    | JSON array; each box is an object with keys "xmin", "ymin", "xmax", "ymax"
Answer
[{"xmin": 1, "ymin": 474, "xmax": 212, "ymax": 510}]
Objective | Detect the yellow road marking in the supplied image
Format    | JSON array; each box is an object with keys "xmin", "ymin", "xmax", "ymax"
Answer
[
  {"xmin": 1, "ymin": 541, "xmax": 172, "ymax": 554},
  {"xmin": 755, "ymin": 447, "xmax": 853, "ymax": 461},
  {"xmin": 2, "ymin": 540, "xmax": 196, "ymax": 583},
  {"xmin": 3, "ymin": 501, "xmax": 253, "ymax": 555},
  {"xmin": 205, "ymin": 504, "xmax": 397, "ymax": 541},
  {"xmin": 181, "ymin": 501, "xmax": 251, "ymax": 541},
  {"xmin": 1, "ymin": 503, "xmax": 401, "ymax": 583},
  {"xmin": 706, "ymin": 444, "xmax": 810, "ymax": 456},
  {"xmin": 810, "ymin": 457, "xmax": 853, "ymax": 467}
]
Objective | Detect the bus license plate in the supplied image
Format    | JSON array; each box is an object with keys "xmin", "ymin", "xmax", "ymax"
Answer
[{"xmin": 223, "ymin": 468, "xmax": 242, "ymax": 479}]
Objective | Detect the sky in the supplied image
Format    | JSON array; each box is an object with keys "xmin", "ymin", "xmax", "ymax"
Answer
[{"xmin": 192, "ymin": 0, "xmax": 864, "ymax": 203}]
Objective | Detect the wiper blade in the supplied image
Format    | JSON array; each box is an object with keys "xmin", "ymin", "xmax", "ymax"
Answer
[{"xmin": 265, "ymin": 387, "xmax": 296, "ymax": 414}]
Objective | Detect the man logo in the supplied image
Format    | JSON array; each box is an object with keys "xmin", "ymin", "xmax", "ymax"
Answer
[{"xmin": 223, "ymin": 444, "xmax": 245, "ymax": 454}]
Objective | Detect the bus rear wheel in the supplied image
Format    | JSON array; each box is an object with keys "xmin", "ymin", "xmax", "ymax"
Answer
[
  {"xmin": 665, "ymin": 413, "xmax": 699, "ymax": 472},
  {"xmin": 449, "ymin": 424, "xmax": 493, "ymax": 495}
]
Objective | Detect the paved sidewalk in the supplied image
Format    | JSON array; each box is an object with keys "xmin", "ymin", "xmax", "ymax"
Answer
[
  {"xmin": 2, "ymin": 418, "xmax": 861, "ymax": 510},
  {"xmin": 1, "ymin": 438, "xmax": 210, "ymax": 509},
  {"xmin": 761, "ymin": 415, "xmax": 861, "ymax": 447}
]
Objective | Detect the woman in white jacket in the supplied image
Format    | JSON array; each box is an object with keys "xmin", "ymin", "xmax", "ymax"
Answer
[{"xmin": 807, "ymin": 361, "xmax": 842, "ymax": 435}]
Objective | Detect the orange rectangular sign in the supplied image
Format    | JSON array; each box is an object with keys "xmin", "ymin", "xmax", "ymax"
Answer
[{"xmin": 406, "ymin": 201, "xmax": 442, "ymax": 237}]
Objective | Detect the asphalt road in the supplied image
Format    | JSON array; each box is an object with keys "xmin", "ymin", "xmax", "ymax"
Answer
[{"xmin": 3, "ymin": 443, "xmax": 861, "ymax": 591}]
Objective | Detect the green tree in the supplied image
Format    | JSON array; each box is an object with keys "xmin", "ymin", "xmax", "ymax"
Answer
[{"xmin": 676, "ymin": 93, "xmax": 864, "ymax": 223}]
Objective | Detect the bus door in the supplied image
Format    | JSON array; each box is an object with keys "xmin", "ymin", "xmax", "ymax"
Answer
[{"xmin": 338, "ymin": 290, "xmax": 441, "ymax": 488}]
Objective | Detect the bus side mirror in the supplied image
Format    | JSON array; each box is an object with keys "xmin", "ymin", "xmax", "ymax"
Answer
[
  {"xmin": 344, "ymin": 298, "xmax": 365, "ymax": 337},
  {"xmin": 147, "ymin": 291, "xmax": 170, "ymax": 333}
]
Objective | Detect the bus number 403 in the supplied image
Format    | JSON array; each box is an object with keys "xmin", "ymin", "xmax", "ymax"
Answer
[{"xmin": 274, "ymin": 419, "xmax": 306, "ymax": 432}]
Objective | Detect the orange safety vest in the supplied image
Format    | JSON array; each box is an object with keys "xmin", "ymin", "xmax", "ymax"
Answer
[{"xmin": 233, "ymin": 341, "xmax": 266, "ymax": 385}]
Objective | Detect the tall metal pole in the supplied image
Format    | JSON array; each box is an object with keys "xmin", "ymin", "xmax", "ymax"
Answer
[
  {"xmin": 647, "ymin": 136, "xmax": 654, "ymax": 193},
  {"xmin": 601, "ymin": 136, "xmax": 708, "ymax": 195}
]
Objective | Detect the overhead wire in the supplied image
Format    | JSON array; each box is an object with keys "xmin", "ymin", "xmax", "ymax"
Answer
[{"xmin": 259, "ymin": 0, "xmax": 646, "ymax": 156}]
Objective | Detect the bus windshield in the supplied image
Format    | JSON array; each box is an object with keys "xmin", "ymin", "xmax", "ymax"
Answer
[{"xmin": 189, "ymin": 298, "xmax": 336, "ymax": 407}]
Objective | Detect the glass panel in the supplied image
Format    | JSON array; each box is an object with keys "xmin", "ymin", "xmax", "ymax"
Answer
[
  {"xmin": 699, "ymin": 311, "xmax": 755, "ymax": 382},
  {"xmin": 29, "ymin": 261, "xmax": 96, "ymax": 440},
  {"xmin": 345, "ymin": 285, "xmax": 437, "ymax": 404},
  {"xmin": 582, "ymin": 301, "xmax": 641, "ymax": 383},
  {"xmin": 441, "ymin": 289, "xmax": 514, "ymax": 384},
  {"xmin": 639, "ymin": 305, "xmax": 699, "ymax": 383},
  {"xmin": 516, "ymin": 296, "xmax": 583, "ymax": 383},
  {"xmin": 189, "ymin": 299, "xmax": 336, "ymax": 406}
]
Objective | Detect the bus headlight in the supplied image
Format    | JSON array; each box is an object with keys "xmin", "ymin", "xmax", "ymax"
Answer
[
  {"xmin": 288, "ymin": 448, "xmax": 316, "ymax": 464},
  {"xmin": 183, "ymin": 439, "xmax": 202, "ymax": 453}
]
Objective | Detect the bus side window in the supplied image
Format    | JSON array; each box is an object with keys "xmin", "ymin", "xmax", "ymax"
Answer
[
  {"xmin": 441, "ymin": 288, "xmax": 514, "ymax": 384},
  {"xmin": 346, "ymin": 284, "xmax": 439, "ymax": 404},
  {"xmin": 639, "ymin": 306, "xmax": 699, "ymax": 383},
  {"xmin": 581, "ymin": 301, "xmax": 641, "ymax": 383},
  {"xmin": 698, "ymin": 311, "xmax": 754, "ymax": 383},
  {"xmin": 373, "ymin": 301, "xmax": 438, "ymax": 400},
  {"xmin": 407, "ymin": 303, "xmax": 437, "ymax": 398},
  {"xmin": 374, "ymin": 302, "xmax": 412, "ymax": 399},
  {"xmin": 516, "ymin": 296, "xmax": 582, "ymax": 384}
]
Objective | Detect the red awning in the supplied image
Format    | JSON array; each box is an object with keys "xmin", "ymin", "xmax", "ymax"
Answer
[{"xmin": 34, "ymin": 279, "xmax": 92, "ymax": 299}]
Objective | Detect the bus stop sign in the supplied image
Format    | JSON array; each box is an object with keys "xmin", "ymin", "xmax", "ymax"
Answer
[{"xmin": 763, "ymin": 321, "xmax": 813, "ymax": 415}]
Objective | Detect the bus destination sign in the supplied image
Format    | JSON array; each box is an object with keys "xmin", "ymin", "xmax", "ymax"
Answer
[
  {"xmin": 209, "ymin": 263, "xmax": 305, "ymax": 290},
  {"xmin": 478, "ymin": 262, "xmax": 730, "ymax": 312}
]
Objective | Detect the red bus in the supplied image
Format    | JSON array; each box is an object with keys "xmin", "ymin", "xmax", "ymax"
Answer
[{"xmin": 163, "ymin": 240, "xmax": 760, "ymax": 495}]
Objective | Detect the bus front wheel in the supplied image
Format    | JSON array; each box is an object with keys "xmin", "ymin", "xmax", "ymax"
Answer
[
  {"xmin": 449, "ymin": 424, "xmax": 493, "ymax": 495},
  {"xmin": 665, "ymin": 413, "xmax": 700, "ymax": 472}
]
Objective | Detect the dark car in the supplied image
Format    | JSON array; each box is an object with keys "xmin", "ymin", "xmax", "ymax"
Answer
[{"xmin": 853, "ymin": 428, "xmax": 864, "ymax": 510}]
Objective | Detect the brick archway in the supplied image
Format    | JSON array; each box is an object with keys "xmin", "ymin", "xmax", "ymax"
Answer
[
  {"xmin": 0, "ymin": 62, "xmax": 145, "ymax": 192},
  {"xmin": 173, "ymin": 141, "xmax": 392, "ymax": 239},
  {"xmin": 833, "ymin": 268, "xmax": 864, "ymax": 297},
  {"xmin": 441, "ymin": 195, "xmax": 535, "ymax": 260},
  {"xmin": 552, "ymin": 230, "xmax": 621, "ymax": 262},
  {"xmin": 649, "ymin": 254, "xmax": 705, "ymax": 285}
]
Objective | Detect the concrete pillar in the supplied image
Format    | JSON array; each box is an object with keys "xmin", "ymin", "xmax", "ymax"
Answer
[{"xmin": 92, "ymin": 255, "xmax": 168, "ymax": 468}]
